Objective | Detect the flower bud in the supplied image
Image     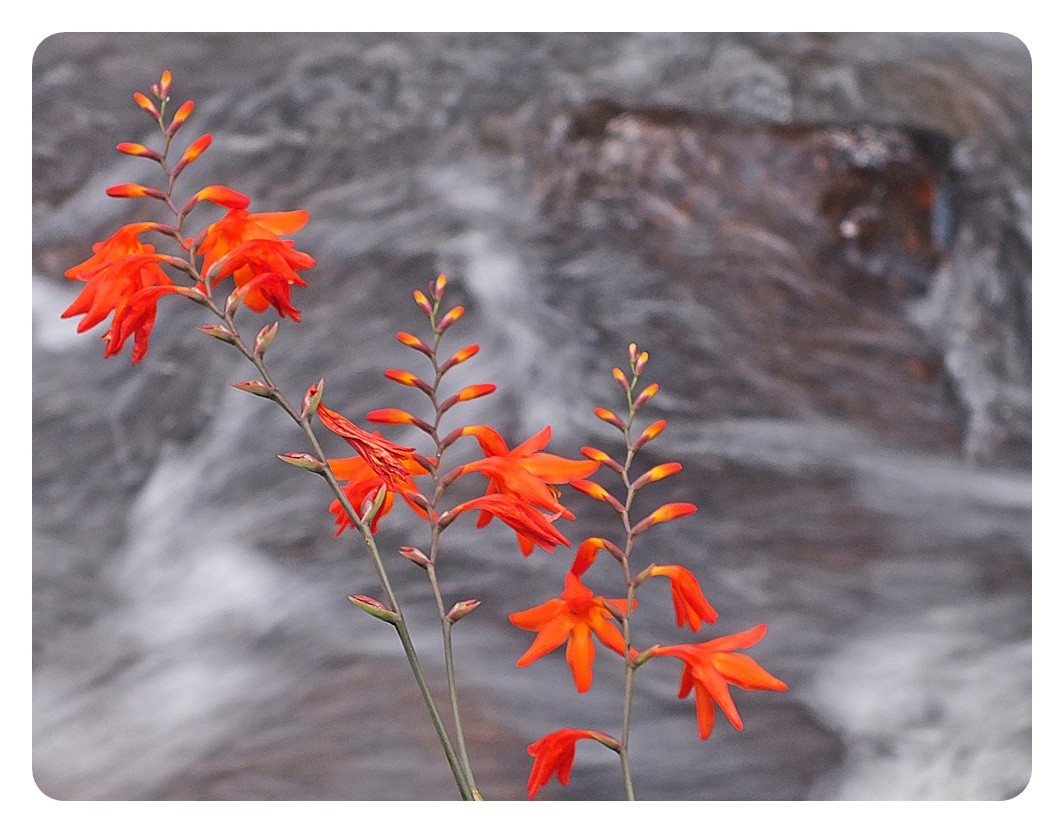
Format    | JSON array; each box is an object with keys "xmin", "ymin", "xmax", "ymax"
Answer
[
  {"xmin": 158, "ymin": 70, "xmax": 172, "ymax": 100},
  {"xmin": 365, "ymin": 408, "xmax": 431, "ymax": 433},
  {"xmin": 396, "ymin": 331, "xmax": 433, "ymax": 357},
  {"xmin": 570, "ymin": 479, "xmax": 625, "ymax": 513},
  {"xmin": 633, "ymin": 419, "xmax": 666, "ymax": 450},
  {"xmin": 166, "ymin": 100, "xmax": 195, "ymax": 136},
  {"xmin": 628, "ymin": 342, "xmax": 639, "ymax": 366},
  {"xmin": 132, "ymin": 91, "xmax": 160, "ymax": 119},
  {"xmin": 581, "ymin": 446, "xmax": 624, "ymax": 473},
  {"xmin": 431, "ymin": 273, "xmax": 447, "ymax": 300},
  {"xmin": 440, "ymin": 384, "xmax": 495, "ymax": 412},
  {"xmin": 171, "ymin": 133, "xmax": 212, "ymax": 178},
  {"xmin": 398, "ymin": 546, "xmax": 431, "ymax": 568},
  {"xmin": 360, "ymin": 485, "xmax": 389, "ymax": 527},
  {"xmin": 612, "ymin": 368, "xmax": 630, "ymax": 390},
  {"xmin": 254, "ymin": 322, "xmax": 279, "ymax": 357},
  {"xmin": 439, "ymin": 343, "xmax": 479, "ymax": 373},
  {"xmin": 413, "ymin": 289, "xmax": 433, "ymax": 315},
  {"xmin": 445, "ymin": 599, "xmax": 481, "ymax": 624},
  {"xmin": 594, "ymin": 407, "xmax": 626, "ymax": 430},
  {"xmin": 600, "ymin": 598, "xmax": 627, "ymax": 621},
  {"xmin": 106, "ymin": 183, "xmax": 167, "ymax": 200},
  {"xmin": 276, "ymin": 452, "xmax": 326, "ymax": 473},
  {"xmin": 348, "ymin": 594, "xmax": 400, "ymax": 625},
  {"xmin": 631, "ymin": 462, "xmax": 682, "ymax": 490},
  {"xmin": 632, "ymin": 383, "xmax": 660, "ymax": 410},
  {"xmin": 635, "ymin": 351, "xmax": 649, "ymax": 375},
  {"xmin": 630, "ymin": 502, "xmax": 697, "ymax": 536},
  {"xmin": 300, "ymin": 380, "xmax": 324, "ymax": 419},
  {"xmin": 384, "ymin": 368, "xmax": 431, "ymax": 393},
  {"xmin": 197, "ymin": 324, "xmax": 238, "ymax": 344},
  {"xmin": 172, "ymin": 286, "xmax": 209, "ymax": 305},
  {"xmin": 437, "ymin": 305, "xmax": 464, "ymax": 333},
  {"xmin": 116, "ymin": 142, "xmax": 162, "ymax": 161},
  {"xmin": 633, "ymin": 646, "xmax": 661, "ymax": 669},
  {"xmin": 232, "ymin": 380, "xmax": 276, "ymax": 398}
]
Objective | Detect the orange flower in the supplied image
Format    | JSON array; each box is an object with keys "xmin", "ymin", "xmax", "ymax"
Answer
[
  {"xmin": 654, "ymin": 624, "xmax": 787, "ymax": 740},
  {"xmin": 456, "ymin": 425, "xmax": 598, "ymax": 552},
  {"xmin": 197, "ymin": 208, "xmax": 314, "ymax": 316},
  {"xmin": 327, "ymin": 453, "xmax": 430, "ymax": 535},
  {"xmin": 525, "ymin": 728, "xmax": 618, "ymax": 799},
  {"xmin": 509, "ymin": 572, "xmax": 634, "ymax": 692},
  {"xmin": 449, "ymin": 494, "xmax": 571, "ymax": 555},
  {"xmin": 648, "ymin": 564, "xmax": 718, "ymax": 631},
  {"xmin": 62, "ymin": 223, "xmax": 176, "ymax": 363},
  {"xmin": 317, "ymin": 403, "xmax": 420, "ymax": 493}
]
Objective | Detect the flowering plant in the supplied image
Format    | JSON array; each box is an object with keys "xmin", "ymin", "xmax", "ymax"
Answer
[{"xmin": 61, "ymin": 71, "xmax": 787, "ymax": 801}]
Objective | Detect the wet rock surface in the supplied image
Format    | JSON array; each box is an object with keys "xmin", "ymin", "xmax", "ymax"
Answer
[{"xmin": 33, "ymin": 33, "xmax": 1030, "ymax": 800}]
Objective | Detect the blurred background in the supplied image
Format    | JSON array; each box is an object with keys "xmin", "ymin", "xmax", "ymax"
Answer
[{"xmin": 32, "ymin": 33, "xmax": 1031, "ymax": 800}]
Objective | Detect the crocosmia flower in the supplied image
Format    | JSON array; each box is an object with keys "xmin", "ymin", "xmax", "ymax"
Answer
[
  {"xmin": 317, "ymin": 403, "xmax": 420, "ymax": 493},
  {"xmin": 62, "ymin": 223, "xmax": 176, "ymax": 363},
  {"xmin": 456, "ymin": 424, "xmax": 598, "ymax": 552},
  {"xmin": 198, "ymin": 208, "xmax": 314, "ymax": 316},
  {"xmin": 525, "ymin": 728, "xmax": 617, "ymax": 800},
  {"xmin": 509, "ymin": 572, "xmax": 634, "ymax": 692},
  {"xmin": 654, "ymin": 624, "xmax": 787, "ymax": 740},
  {"xmin": 648, "ymin": 564, "xmax": 718, "ymax": 631},
  {"xmin": 449, "ymin": 494, "xmax": 571, "ymax": 555},
  {"xmin": 328, "ymin": 453, "xmax": 431, "ymax": 535}
]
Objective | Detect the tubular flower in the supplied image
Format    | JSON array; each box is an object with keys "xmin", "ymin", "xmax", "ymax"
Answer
[
  {"xmin": 449, "ymin": 494, "xmax": 571, "ymax": 555},
  {"xmin": 317, "ymin": 403, "xmax": 420, "ymax": 493},
  {"xmin": 525, "ymin": 728, "xmax": 618, "ymax": 800},
  {"xmin": 455, "ymin": 425, "xmax": 599, "ymax": 551},
  {"xmin": 509, "ymin": 572, "xmax": 634, "ymax": 692},
  {"xmin": 197, "ymin": 208, "xmax": 314, "ymax": 316},
  {"xmin": 648, "ymin": 564, "xmax": 719, "ymax": 631},
  {"xmin": 654, "ymin": 624, "xmax": 788, "ymax": 740},
  {"xmin": 62, "ymin": 223, "xmax": 176, "ymax": 363},
  {"xmin": 327, "ymin": 453, "xmax": 431, "ymax": 535}
]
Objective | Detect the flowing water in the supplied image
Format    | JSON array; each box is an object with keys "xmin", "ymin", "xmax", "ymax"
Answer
[{"xmin": 32, "ymin": 33, "xmax": 1031, "ymax": 800}]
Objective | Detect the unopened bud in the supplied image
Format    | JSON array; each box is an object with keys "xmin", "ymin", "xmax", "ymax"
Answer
[
  {"xmin": 301, "ymin": 379, "xmax": 325, "ymax": 420},
  {"xmin": 348, "ymin": 594, "xmax": 400, "ymax": 625},
  {"xmin": 166, "ymin": 100, "xmax": 195, "ymax": 136},
  {"xmin": 631, "ymin": 462, "xmax": 682, "ymax": 490},
  {"xmin": 628, "ymin": 342, "xmax": 639, "ymax": 366},
  {"xmin": 133, "ymin": 91, "xmax": 160, "ymax": 119},
  {"xmin": 116, "ymin": 142, "xmax": 162, "ymax": 161},
  {"xmin": 612, "ymin": 368, "xmax": 630, "ymax": 390},
  {"xmin": 601, "ymin": 599, "xmax": 627, "ymax": 621},
  {"xmin": 231, "ymin": 380, "xmax": 275, "ymax": 398},
  {"xmin": 594, "ymin": 407, "xmax": 626, "ymax": 430},
  {"xmin": 254, "ymin": 322, "xmax": 279, "ymax": 357},
  {"xmin": 633, "ymin": 419, "xmax": 666, "ymax": 450},
  {"xmin": 581, "ymin": 446, "xmax": 624, "ymax": 473},
  {"xmin": 437, "ymin": 305, "xmax": 464, "ymax": 334},
  {"xmin": 635, "ymin": 351, "xmax": 649, "ymax": 375},
  {"xmin": 413, "ymin": 289, "xmax": 433, "ymax": 315},
  {"xmin": 106, "ymin": 183, "xmax": 167, "ymax": 200},
  {"xmin": 158, "ymin": 70, "xmax": 172, "ymax": 100},
  {"xmin": 172, "ymin": 286, "xmax": 209, "ymax": 305},
  {"xmin": 445, "ymin": 599, "xmax": 481, "ymax": 624},
  {"xmin": 360, "ymin": 485, "xmax": 389, "ymax": 527},
  {"xmin": 398, "ymin": 546, "xmax": 431, "ymax": 568},
  {"xmin": 432, "ymin": 273, "xmax": 447, "ymax": 300},
  {"xmin": 198, "ymin": 324, "xmax": 237, "ymax": 344},
  {"xmin": 396, "ymin": 331, "xmax": 433, "ymax": 357},
  {"xmin": 632, "ymin": 383, "xmax": 659, "ymax": 410},
  {"xmin": 439, "ymin": 343, "xmax": 479, "ymax": 373},
  {"xmin": 276, "ymin": 452, "xmax": 326, "ymax": 473}
]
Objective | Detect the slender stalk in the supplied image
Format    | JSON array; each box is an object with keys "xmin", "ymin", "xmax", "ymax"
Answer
[
  {"xmin": 418, "ymin": 304, "xmax": 480, "ymax": 798},
  {"xmin": 150, "ymin": 124, "xmax": 472, "ymax": 799},
  {"xmin": 615, "ymin": 366, "xmax": 642, "ymax": 801}
]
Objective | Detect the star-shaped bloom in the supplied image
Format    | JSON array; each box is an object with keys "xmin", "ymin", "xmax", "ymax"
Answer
[
  {"xmin": 654, "ymin": 624, "xmax": 787, "ymax": 740},
  {"xmin": 509, "ymin": 572, "xmax": 634, "ymax": 692},
  {"xmin": 456, "ymin": 424, "xmax": 598, "ymax": 554}
]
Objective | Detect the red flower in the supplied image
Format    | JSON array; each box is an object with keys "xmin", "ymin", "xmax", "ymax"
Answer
[
  {"xmin": 509, "ymin": 572, "xmax": 634, "ymax": 692},
  {"xmin": 525, "ymin": 728, "xmax": 618, "ymax": 800},
  {"xmin": 654, "ymin": 624, "xmax": 788, "ymax": 740},
  {"xmin": 456, "ymin": 425, "xmax": 598, "ymax": 552},
  {"xmin": 449, "ymin": 494, "xmax": 571, "ymax": 555},
  {"xmin": 317, "ymin": 403, "xmax": 420, "ymax": 493},
  {"xmin": 197, "ymin": 208, "xmax": 314, "ymax": 317},
  {"xmin": 648, "ymin": 564, "xmax": 718, "ymax": 631},
  {"xmin": 63, "ymin": 223, "xmax": 176, "ymax": 363},
  {"xmin": 327, "ymin": 453, "xmax": 430, "ymax": 535}
]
